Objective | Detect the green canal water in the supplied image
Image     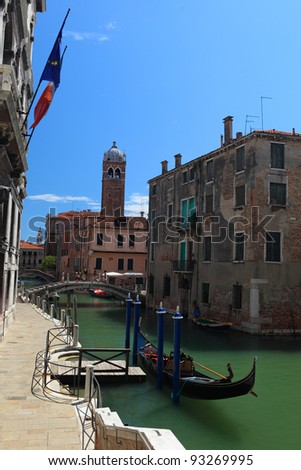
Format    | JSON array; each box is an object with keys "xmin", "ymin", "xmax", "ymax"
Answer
[{"xmin": 60, "ymin": 293, "xmax": 301, "ymax": 450}]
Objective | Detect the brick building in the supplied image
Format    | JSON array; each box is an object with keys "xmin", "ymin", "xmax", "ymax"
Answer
[
  {"xmin": 147, "ymin": 116, "xmax": 301, "ymax": 334},
  {"xmin": 19, "ymin": 240, "xmax": 44, "ymax": 271},
  {"xmin": 45, "ymin": 142, "xmax": 148, "ymax": 287}
]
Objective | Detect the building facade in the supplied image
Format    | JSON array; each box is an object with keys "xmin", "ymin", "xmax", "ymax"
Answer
[
  {"xmin": 19, "ymin": 240, "xmax": 44, "ymax": 271},
  {"xmin": 0, "ymin": 0, "xmax": 46, "ymax": 340},
  {"xmin": 45, "ymin": 142, "xmax": 148, "ymax": 288},
  {"xmin": 147, "ymin": 116, "xmax": 301, "ymax": 334}
]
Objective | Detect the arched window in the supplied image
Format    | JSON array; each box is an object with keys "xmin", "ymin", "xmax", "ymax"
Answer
[
  {"xmin": 115, "ymin": 168, "xmax": 121, "ymax": 179},
  {"xmin": 108, "ymin": 168, "xmax": 113, "ymax": 178}
]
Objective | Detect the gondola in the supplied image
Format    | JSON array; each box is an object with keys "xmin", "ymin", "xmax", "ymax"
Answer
[
  {"xmin": 194, "ymin": 318, "xmax": 233, "ymax": 331},
  {"xmin": 138, "ymin": 331, "xmax": 257, "ymax": 400}
]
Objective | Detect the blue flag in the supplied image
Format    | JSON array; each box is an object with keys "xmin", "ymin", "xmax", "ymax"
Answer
[{"xmin": 40, "ymin": 30, "xmax": 62, "ymax": 89}]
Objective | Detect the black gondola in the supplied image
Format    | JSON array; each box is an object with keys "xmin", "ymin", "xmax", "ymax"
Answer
[{"xmin": 138, "ymin": 331, "xmax": 257, "ymax": 400}]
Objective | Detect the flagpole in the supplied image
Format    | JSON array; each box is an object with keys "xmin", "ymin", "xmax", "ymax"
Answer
[
  {"xmin": 61, "ymin": 45, "xmax": 68, "ymax": 66},
  {"xmin": 25, "ymin": 127, "xmax": 36, "ymax": 152},
  {"xmin": 22, "ymin": 8, "xmax": 71, "ymax": 130}
]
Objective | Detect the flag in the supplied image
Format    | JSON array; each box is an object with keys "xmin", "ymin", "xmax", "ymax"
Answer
[
  {"xmin": 30, "ymin": 82, "xmax": 54, "ymax": 129},
  {"xmin": 28, "ymin": 9, "xmax": 70, "ymax": 130},
  {"xmin": 40, "ymin": 30, "xmax": 62, "ymax": 89}
]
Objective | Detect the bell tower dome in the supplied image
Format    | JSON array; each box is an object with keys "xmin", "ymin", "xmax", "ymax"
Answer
[{"xmin": 101, "ymin": 141, "xmax": 126, "ymax": 216}]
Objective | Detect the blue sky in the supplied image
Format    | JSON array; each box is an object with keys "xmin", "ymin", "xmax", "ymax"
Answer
[{"xmin": 22, "ymin": 0, "xmax": 301, "ymax": 242}]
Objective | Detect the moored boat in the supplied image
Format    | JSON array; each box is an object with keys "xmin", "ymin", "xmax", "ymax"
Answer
[
  {"xmin": 138, "ymin": 331, "xmax": 256, "ymax": 400},
  {"xmin": 90, "ymin": 288, "xmax": 115, "ymax": 299},
  {"xmin": 194, "ymin": 318, "xmax": 233, "ymax": 331}
]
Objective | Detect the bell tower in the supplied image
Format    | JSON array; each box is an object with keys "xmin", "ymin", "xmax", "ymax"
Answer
[{"xmin": 101, "ymin": 141, "xmax": 126, "ymax": 216}]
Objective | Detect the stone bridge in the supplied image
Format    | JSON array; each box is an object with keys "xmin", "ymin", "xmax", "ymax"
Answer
[{"xmin": 23, "ymin": 280, "xmax": 145, "ymax": 304}]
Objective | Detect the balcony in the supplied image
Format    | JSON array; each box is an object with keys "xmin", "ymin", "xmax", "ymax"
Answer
[
  {"xmin": 0, "ymin": 65, "xmax": 28, "ymax": 175},
  {"xmin": 172, "ymin": 260, "xmax": 194, "ymax": 273}
]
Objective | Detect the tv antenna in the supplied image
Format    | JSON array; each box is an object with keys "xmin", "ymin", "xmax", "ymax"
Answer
[
  {"xmin": 261, "ymin": 96, "xmax": 273, "ymax": 130},
  {"xmin": 245, "ymin": 115, "xmax": 259, "ymax": 134}
]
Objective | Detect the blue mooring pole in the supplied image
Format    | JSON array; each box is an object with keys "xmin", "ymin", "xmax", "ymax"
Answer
[
  {"xmin": 132, "ymin": 295, "xmax": 141, "ymax": 365},
  {"xmin": 156, "ymin": 302, "xmax": 166, "ymax": 389},
  {"xmin": 125, "ymin": 293, "xmax": 133, "ymax": 349},
  {"xmin": 172, "ymin": 306, "xmax": 183, "ymax": 404}
]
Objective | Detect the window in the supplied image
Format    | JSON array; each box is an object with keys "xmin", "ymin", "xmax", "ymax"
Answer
[
  {"xmin": 235, "ymin": 185, "xmax": 246, "ymax": 207},
  {"xmin": 163, "ymin": 274, "xmax": 171, "ymax": 297},
  {"xmin": 152, "ymin": 184, "xmax": 156, "ymax": 196},
  {"xmin": 232, "ymin": 284, "xmax": 242, "ymax": 309},
  {"xmin": 236, "ymin": 146, "xmax": 245, "ymax": 172},
  {"xmin": 95, "ymin": 258, "xmax": 102, "ymax": 270},
  {"xmin": 271, "ymin": 143, "xmax": 284, "ymax": 169},
  {"xmin": 167, "ymin": 203, "xmax": 173, "ymax": 219},
  {"xmin": 182, "ymin": 170, "xmax": 188, "ymax": 184},
  {"xmin": 205, "ymin": 194, "xmax": 213, "ymax": 213},
  {"xmin": 266, "ymin": 231, "xmax": 281, "ymax": 262},
  {"xmin": 181, "ymin": 199, "xmax": 188, "ymax": 229},
  {"xmin": 234, "ymin": 232, "xmax": 245, "ymax": 261},
  {"xmin": 189, "ymin": 167, "xmax": 195, "ymax": 181},
  {"xmin": 117, "ymin": 234, "xmax": 124, "ymax": 247},
  {"xmin": 204, "ymin": 236, "xmax": 212, "ymax": 261},
  {"xmin": 97, "ymin": 233, "xmax": 103, "ymax": 245},
  {"xmin": 206, "ymin": 160, "xmax": 213, "ymax": 182},
  {"xmin": 270, "ymin": 182, "xmax": 286, "ymax": 206},
  {"xmin": 202, "ymin": 282, "xmax": 210, "ymax": 304},
  {"xmin": 127, "ymin": 258, "xmax": 134, "ymax": 270},
  {"xmin": 129, "ymin": 234, "xmax": 135, "ymax": 247},
  {"xmin": 118, "ymin": 258, "xmax": 124, "ymax": 270}
]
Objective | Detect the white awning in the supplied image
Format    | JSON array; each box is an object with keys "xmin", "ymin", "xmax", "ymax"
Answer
[{"xmin": 123, "ymin": 272, "xmax": 143, "ymax": 276}]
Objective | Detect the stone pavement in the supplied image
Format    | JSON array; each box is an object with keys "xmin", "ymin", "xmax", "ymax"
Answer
[{"xmin": 0, "ymin": 301, "xmax": 82, "ymax": 450}]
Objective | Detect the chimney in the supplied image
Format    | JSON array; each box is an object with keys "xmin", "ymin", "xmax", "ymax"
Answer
[
  {"xmin": 161, "ymin": 160, "xmax": 168, "ymax": 174},
  {"xmin": 174, "ymin": 153, "xmax": 182, "ymax": 169},
  {"xmin": 236, "ymin": 131, "xmax": 243, "ymax": 139},
  {"xmin": 223, "ymin": 116, "xmax": 233, "ymax": 145}
]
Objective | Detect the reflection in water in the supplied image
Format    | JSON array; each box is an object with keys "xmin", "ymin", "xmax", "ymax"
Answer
[{"xmin": 61, "ymin": 293, "xmax": 301, "ymax": 450}]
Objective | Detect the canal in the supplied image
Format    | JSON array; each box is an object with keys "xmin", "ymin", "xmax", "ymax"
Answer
[{"xmin": 60, "ymin": 292, "xmax": 301, "ymax": 450}]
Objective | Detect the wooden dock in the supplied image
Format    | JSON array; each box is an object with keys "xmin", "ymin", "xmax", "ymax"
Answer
[{"xmin": 49, "ymin": 358, "xmax": 147, "ymax": 385}]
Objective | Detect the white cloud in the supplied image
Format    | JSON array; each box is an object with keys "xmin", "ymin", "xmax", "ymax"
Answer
[
  {"xmin": 125, "ymin": 193, "xmax": 149, "ymax": 216},
  {"xmin": 28, "ymin": 194, "xmax": 93, "ymax": 203},
  {"xmin": 105, "ymin": 21, "xmax": 117, "ymax": 31},
  {"xmin": 27, "ymin": 192, "xmax": 149, "ymax": 216},
  {"xmin": 64, "ymin": 30, "xmax": 109, "ymax": 42}
]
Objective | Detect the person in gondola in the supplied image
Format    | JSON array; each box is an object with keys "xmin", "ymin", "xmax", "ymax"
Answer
[{"xmin": 192, "ymin": 303, "xmax": 201, "ymax": 322}]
